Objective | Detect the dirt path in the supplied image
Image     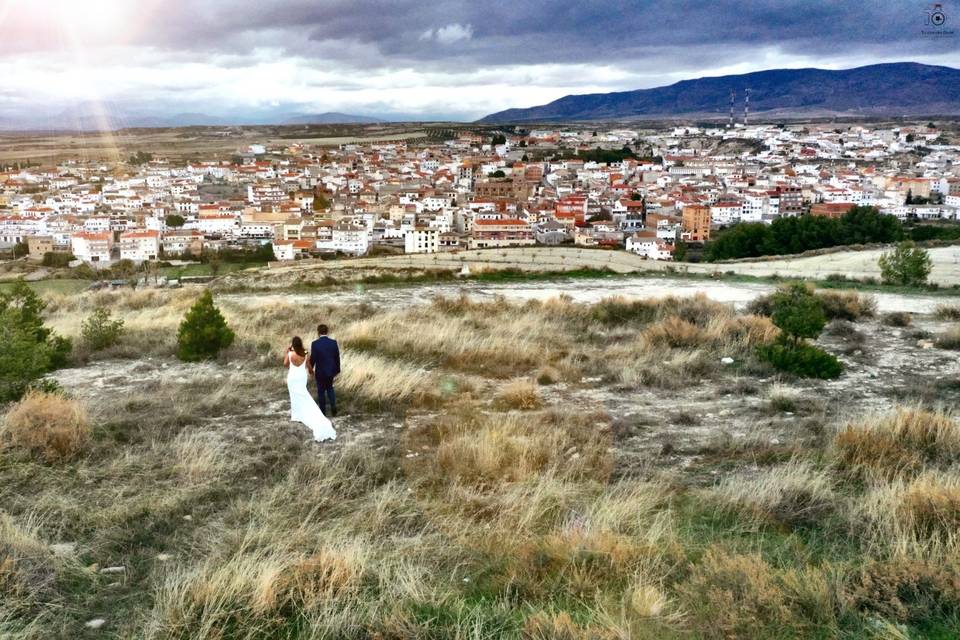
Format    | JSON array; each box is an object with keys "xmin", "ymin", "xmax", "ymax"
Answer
[{"xmin": 223, "ymin": 274, "xmax": 958, "ymax": 314}]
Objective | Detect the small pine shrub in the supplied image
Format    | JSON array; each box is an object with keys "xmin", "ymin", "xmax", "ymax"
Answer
[
  {"xmin": 176, "ymin": 290, "xmax": 235, "ymax": 362},
  {"xmin": 0, "ymin": 280, "xmax": 71, "ymax": 400},
  {"xmin": 2, "ymin": 391, "xmax": 90, "ymax": 463},
  {"xmin": 768, "ymin": 283, "xmax": 826, "ymax": 340},
  {"xmin": 80, "ymin": 307, "xmax": 125, "ymax": 351},
  {"xmin": 757, "ymin": 339, "xmax": 842, "ymax": 379}
]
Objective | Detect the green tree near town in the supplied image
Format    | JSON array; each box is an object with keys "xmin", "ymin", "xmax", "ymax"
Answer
[
  {"xmin": 176, "ymin": 290, "xmax": 235, "ymax": 361},
  {"xmin": 165, "ymin": 214, "xmax": 186, "ymax": 228},
  {"xmin": 81, "ymin": 307, "xmax": 125, "ymax": 351},
  {"xmin": 757, "ymin": 282, "xmax": 842, "ymax": 379},
  {"xmin": 878, "ymin": 241, "xmax": 932, "ymax": 287},
  {"xmin": 0, "ymin": 280, "xmax": 73, "ymax": 400}
]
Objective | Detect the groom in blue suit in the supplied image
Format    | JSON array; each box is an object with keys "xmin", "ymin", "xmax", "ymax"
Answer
[{"xmin": 309, "ymin": 324, "xmax": 341, "ymax": 417}]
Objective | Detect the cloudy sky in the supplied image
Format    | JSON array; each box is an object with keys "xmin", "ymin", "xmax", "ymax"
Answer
[{"xmin": 0, "ymin": 0, "xmax": 958, "ymax": 124}]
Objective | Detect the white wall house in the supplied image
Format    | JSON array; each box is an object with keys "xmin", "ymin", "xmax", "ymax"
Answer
[
  {"xmin": 119, "ymin": 230, "xmax": 160, "ymax": 262},
  {"xmin": 71, "ymin": 232, "xmax": 113, "ymax": 263},
  {"xmin": 625, "ymin": 234, "xmax": 674, "ymax": 261},
  {"xmin": 404, "ymin": 227, "xmax": 439, "ymax": 254}
]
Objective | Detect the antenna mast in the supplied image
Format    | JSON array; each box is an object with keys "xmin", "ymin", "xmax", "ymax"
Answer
[{"xmin": 728, "ymin": 89, "xmax": 735, "ymax": 128}]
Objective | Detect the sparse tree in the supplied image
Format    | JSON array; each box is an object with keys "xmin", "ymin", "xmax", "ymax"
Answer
[
  {"xmin": 879, "ymin": 241, "xmax": 932, "ymax": 287},
  {"xmin": 81, "ymin": 308, "xmax": 125, "ymax": 351}
]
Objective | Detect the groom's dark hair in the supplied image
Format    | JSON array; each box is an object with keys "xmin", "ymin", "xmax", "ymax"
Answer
[{"xmin": 318, "ymin": 324, "xmax": 329, "ymax": 335}]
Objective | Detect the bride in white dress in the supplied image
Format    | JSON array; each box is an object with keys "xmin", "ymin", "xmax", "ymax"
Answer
[{"xmin": 284, "ymin": 336, "xmax": 336, "ymax": 442}]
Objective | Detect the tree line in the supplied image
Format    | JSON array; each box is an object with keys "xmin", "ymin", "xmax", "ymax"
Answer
[{"xmin": 703, "ymin": 206, "xmax": 903, "ymax": 261}]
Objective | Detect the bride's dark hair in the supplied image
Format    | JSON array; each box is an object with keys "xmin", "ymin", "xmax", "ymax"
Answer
[{"xmin": 291, "ymin": 336, "xmax": 306, "ymax": 357}]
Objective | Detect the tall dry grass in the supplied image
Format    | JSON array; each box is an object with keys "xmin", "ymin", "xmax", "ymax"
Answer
[
  {"xmin": 1, "ymin": 391, "xmax": 90, "ymax": 463},
  {"xmin": 857, "ymin": 470, "xmax": 960, "ymax": 558},
  {"xmin": 714, "ymin": 460, "xmax": 839, "ymax": 529},
  {"xmin": 678, "ymin": 546, "xmax": 840, "ymax": 638},
  {"xmin": 832, "ymin": 407, "xmax": 960, "ymax": 481},
  {"xmin": 337, "ymin": 350, "xmax": 435, "ymax": 405}
]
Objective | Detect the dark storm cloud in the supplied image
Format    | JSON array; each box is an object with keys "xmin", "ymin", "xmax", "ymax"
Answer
[{"xmin": 3, "ymin": 0, "xmax": 955, "ymax": 70}]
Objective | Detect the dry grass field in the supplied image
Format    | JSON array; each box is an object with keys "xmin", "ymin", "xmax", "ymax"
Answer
[
  {"xmin": 0, "ymin": 124, "xmax": 433, "ymax": 164},
  {"xmin": 2, "ymin": 282, "xmax": 960, "ymax": 638}
]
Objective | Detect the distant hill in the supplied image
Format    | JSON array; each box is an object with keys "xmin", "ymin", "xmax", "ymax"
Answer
[
  {"xmin": 282, "ymin": 112, "xmax": 386, "ymax": 125},
  {"xmin": 0, "ymin": 106, "xmax": 389, "ymax": 131},
  {"xmin": 478, "ymin": 62, "xmax": 960, "ymax": 123}
]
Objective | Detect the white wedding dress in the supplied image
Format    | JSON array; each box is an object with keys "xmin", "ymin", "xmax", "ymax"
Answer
[{"xmin": 287, "ymin": 355, "xmax": 336, "ymax": 442}]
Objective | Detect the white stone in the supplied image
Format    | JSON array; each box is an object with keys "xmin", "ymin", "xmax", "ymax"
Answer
[
  {"xmin": 85, "ymin": 619, "xmax": 106, "ymax": 630},
  {"xmin": 720, "ymin": 357, "xmax": 735, "ymax": 365},
  {"xmin": 50, "ymin": 543, "xmax": 76, "ymax": 557}
]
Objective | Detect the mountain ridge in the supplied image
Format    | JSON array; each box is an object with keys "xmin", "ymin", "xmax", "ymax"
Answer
[{"xmin": 478, "ymin": 62, "xmax": 960, "ymax": 123}]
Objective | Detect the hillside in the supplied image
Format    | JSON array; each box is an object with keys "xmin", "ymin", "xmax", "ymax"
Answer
[
  {"xmin": 478, "ymin": 62, "xmax": 960, "ymax": 123},
  {"xmin": 4, "ymin": 273, "xmax": 960, "ymax": 637}
]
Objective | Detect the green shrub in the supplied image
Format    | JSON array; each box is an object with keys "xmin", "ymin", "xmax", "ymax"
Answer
[
  {"xmin": 757, "ymin": 339, "xmax": 842, "ymax": 379},
  {"xmin": 40, "ymin": 252, "xmax": 74, "ymax": 268},
  {"xmin": 750, "ymin": 287, "xmax": 874, "ymax": 322},
  {"xmin": 0, "ymin": 280, "xmax": 72, "ymax": 401},
  {"xmin": 769, "ymin": 283, "xmax": 826, "ymax": 341},
  {"xmin": 176, "ymin": 290, "xmax": 235, "ymax": 361},
  {"xmin": 879, "ymin": 241, "xmax": 932, "ymax": 287},
  {"xmin": 80, "ymin": 307, "xmax": 125, "ymax": 351}
]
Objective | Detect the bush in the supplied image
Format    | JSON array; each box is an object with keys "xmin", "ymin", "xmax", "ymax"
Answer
[
  {"xmin": 749, "ymin": 287, "xmax": 874, "ymax": 322},
  {"xmin": 847, "ymin": 558, "xmax": 960, "ymax": 626},
  {"xmin": 40, "ymin": 252, "xmax": 74, "ymax": 268},
  {"xmin": 934, "ymin": 305, "xmax": 960, "ymax": 321},
  {"xmin": 768, "ymin": 283, "xmax": 826, "ymax": 341},
  {"xmin": 678, "ymin": 546, "xmax": 836, "ymax": 637},
  {"xmin": 494, "ymin": 380, "xmax": 543, "ymax": 411},
  {"xmin": 879, "ymin": 241, "xmax": 932, "ymax": 287},
  {"xmin": 816, "ymin": 290, "xmax": 876, "ymax": 321},
  {"xmin": 0, "ymin": 280, "xmax": 72, "ymax": 401},
  {"xmin": 1, "ymin": 391, "xmax": 90, "ymax": 462},
  {"xmin": 757, "ymin": 339, "xmax": 842, "ymax": 379},
  {"xmin": 80, "ymin": 307, "xmax": 125, "ymax": 351},
  {"xmin": 935, "ymin": 327, "xmax": 960, "ymax": 350},
  {"xmin": 176, "ymin": 290, "xmax": 235, "ymax": 361},
  {"xmin": 882, "ymin": 312, "xmax": 913, "ymax": 327}
]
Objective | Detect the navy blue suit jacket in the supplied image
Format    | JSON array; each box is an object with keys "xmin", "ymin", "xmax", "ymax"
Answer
[{"xmin": 310, "ymin": 336, "xmax": 341, "ymax": 379}]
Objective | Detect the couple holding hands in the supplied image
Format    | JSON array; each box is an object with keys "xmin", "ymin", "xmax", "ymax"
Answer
[{"xmin": 283, "ymin": 324, "xmax": 340, "ymax": 442}]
